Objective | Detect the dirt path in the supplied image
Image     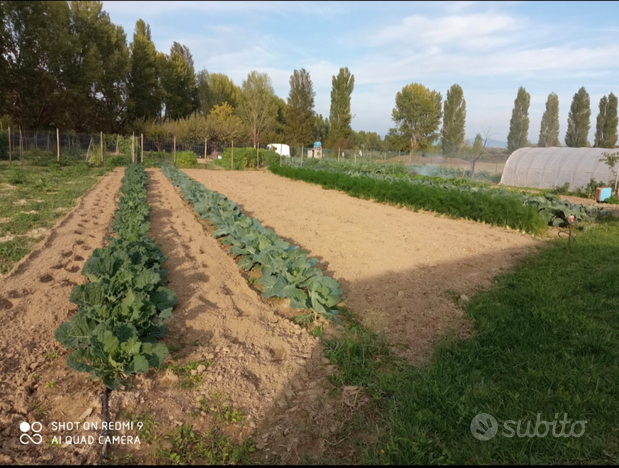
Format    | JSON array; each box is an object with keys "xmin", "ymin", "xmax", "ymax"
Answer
[
  {"xmin": 0, "ymin": 168, "xmax": 124, "ymax": 465},
  {"xmin": 184, "ymin": 169, "xmax": 540, "ymax": 364},
  {"xmin": 103, "ymin": 170, "xmax": 352, "ymax": 464}
]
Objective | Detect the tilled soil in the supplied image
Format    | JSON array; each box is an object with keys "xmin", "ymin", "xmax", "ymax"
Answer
[
  {"xmin": 184, "ymin": 169, "xmax": 541, "ymax": 364},
  {"xmin": 0, "ymin": 168, "xmax": 124, "ymax": 465}
]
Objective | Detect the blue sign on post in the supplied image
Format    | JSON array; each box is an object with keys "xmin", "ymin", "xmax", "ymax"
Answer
[
  {"xmin": 314, "ymin": 141, "xmax": 321, "ymax": 148},
  {"xmin": 598, "ymin": 187, "xmax": 612, "ymax": 202}
]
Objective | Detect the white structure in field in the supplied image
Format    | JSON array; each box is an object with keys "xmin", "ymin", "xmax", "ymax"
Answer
[
  {"xmin": 500, "ymin": 147, "xmax": 618, "ymax": 190},
  {"xmin": 266, "ymin": 143, "xmax": 290, "ymax": 157}
]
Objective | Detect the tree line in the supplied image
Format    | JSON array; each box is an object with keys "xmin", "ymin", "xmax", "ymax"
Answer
[
  {"xmin": 506, "ymin": 86, "xmax": 618, "ymax": 151},
  {"xmin": 2, "ymin": 1, "xmax": 614, "ymax": 156}
]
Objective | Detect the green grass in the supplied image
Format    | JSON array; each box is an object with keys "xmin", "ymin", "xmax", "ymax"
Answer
[
  {"xmin": 269, "ymin": 165, "xmax": 548, "ymax": 235},
  {"xmin": 324, "ymin": 217, "xmax": 619, "ymax": 464},
  {"xmin": 0, "ymin": 164, "xmax": 107, "ymax": 273}
]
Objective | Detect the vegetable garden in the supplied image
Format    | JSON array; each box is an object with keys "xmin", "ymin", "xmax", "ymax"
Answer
[{"xmin": 0, "ymin": 158, "xmax": 617, "ymax": 466}]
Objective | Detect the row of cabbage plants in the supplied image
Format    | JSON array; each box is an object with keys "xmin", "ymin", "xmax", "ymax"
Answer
[
  {"xmin": 55, "ymin": 165, "xmax": 177, "ymax": 389},
  {"xmin": 161, "ymin": 163, "xmax": 344, "ymax": 323}
]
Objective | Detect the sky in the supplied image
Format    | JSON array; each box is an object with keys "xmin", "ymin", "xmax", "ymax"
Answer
[{"xmin": 103, "ymin": 1, "xmax": 619, "ymax": 146}]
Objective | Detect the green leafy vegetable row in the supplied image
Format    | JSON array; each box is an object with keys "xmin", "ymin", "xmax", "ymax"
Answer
[
  {"xmin": 161, "ymin": 163, "xmax": 343, "ymax": 323},
  {"xmin": 55, "ymin": 165, "xmax": 177, "ymax": 389},
  {"xmin": 280, "ymin": 158, "xmax": 603, "ymax": 226},
  {"xmin": 270, "ymin": 165, "xmax": 550, "ymax": 235},
  {"xmin": 271, "ymin": 165, "xmax": 605, "ymax": 229}
]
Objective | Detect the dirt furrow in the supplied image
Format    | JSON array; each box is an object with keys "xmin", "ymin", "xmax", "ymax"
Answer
[{"xmin": 0, "ymin": 168, "xmax": 124, "ymax": 464}]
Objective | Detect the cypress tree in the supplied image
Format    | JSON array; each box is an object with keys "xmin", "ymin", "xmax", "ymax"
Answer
[
  {"xmin": 441, "ymin": 84, "xmax": 466, "ymax": 156},
  {"xmin": 594, "ymin": 96, "xmax": 608, "ymax": 148},
  {"xmin": 286, "ymin": 68, "xmax": 316, "ymax": 147},
  {"xmin": 127, "ymin": 20, "xmax": 161, "ymax": 123},
  {"xmin": 328, "ymin": 67, "xmax": 355, "ymax": 150},
  {"xmin": 565, "ymin": 87, "xmax": 591, "ymax": 147},
  {"xmin": 538, "ymin": 92, "xmax": 560, "ymax": 147},
  {"xmin": 507, "ymin": 87, "xmax": 531, "ymax": 153},
  {"xmin": 603, "ymin": 93, "xmax": 618, "ymax": 148}
]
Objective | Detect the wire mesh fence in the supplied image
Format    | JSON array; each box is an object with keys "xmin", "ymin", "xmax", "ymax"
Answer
[
  {"xmin": 0, "ymin": 128, "xmax": 508, "ymax": 178},
  {"xmin": 288, "ymin": 145, "xmax": 508, "ymax": 175},
  {"xmin": 0, "ymin": 128, "xmax": 237, "ymax": 167}
]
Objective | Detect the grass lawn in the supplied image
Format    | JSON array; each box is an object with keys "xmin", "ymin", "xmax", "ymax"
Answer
[
  {"xmin": 0, "ymin": 163, "xmax": 107, "ymax": 274},
  {"xmin": 325, "ymin": 217, "xmax": 619, "ymax": 464}
]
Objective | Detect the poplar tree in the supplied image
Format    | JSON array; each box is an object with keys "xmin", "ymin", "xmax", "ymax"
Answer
[
  {"xmin": 328, "ymin": 67, "xmax": 355, "ymax": 152},
  {"xmin": 127, "ymin": 20, "xmax": 161, "ymax": 123},
  {"xmin": 159, "ymin": 42, "xmax": 196, "ymax": 120},
  {"xmin": 286, "ymin": 68, "xmax": 315, "ymax": 147},
  {"xmin": 506, "ymin": 87, "xmax": 531, "ymax": 153},
  {"xmin": 538, "ymin": 92, "xmax": 560, "ymax": 147},
  {"xmin": 565, "ymin": 87, "xmax": 591, "ymax": 147},
  {"xmin": 441, "ymin": 84, "xmax": 466, "ymax": 156},
  {"xmin": 594, "ymin": 93, "xmax": 618, "ymax": 148}
]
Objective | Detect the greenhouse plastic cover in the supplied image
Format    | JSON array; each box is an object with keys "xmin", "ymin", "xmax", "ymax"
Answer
[{"xmin": 500, "ymin": 147, "xmax": 617, "ymax": 189}]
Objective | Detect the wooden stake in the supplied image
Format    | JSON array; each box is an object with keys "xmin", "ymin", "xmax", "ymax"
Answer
[
  {"xmin": 204, "ymin": 138, "xmax": 207, "ymax": 159},
  {"xmin": 56, "ymin": 128, "xmax": 60, "ymax": 161},
  {"xmin": 8, "ymin": 127, "xmax": 11, "ymax": 165},
  {"xmin": 100, "ymin": 132, "xmax": 103, "ymax": 164},
  {"xmin": 256, "ymin": 144, "xmax": 259, "ymax": 169},
  {"xmin": 301, "ymin": 145, "xmax": 304, "ymax": 167},
  {"xmin": 141, "ymin": 133, "xmax": 144, "ymax": 163}
]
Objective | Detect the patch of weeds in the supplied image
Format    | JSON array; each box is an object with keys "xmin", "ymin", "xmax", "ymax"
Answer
[
  {"xmin": 45, "ymin": 351, "xmax": 59, "ymax": 361},
  {"xmin": 247, "ymin": 276, "xmax": 257, "ymax": 285},
  {"xmin": 312, "ymin": 326, "xmax": 323, "ymax": 338},
  {"xmin": 131, "ymin": 412, "xmax": 159, "ymax": 444},
  {"xmin": 45, "ymin": 380, "xmax": 56, "ymax": 388},
  {"xmin": 199, "ymin": 394, "xmax": 245, "ymax": 425},
  {"xmin": 29, "ymin": 401, "xmax": 46, "ymax": 416},
  {"xmin": 103, "ymin": 451, "xmax": 139, "ymax": 465},
  {"xmin": 156, "ymin": 424, "xmax": 254, "ymax": 465},
  {"xmin": 168, "ymin": 360, "xmax": 212, "ymax": 390}
]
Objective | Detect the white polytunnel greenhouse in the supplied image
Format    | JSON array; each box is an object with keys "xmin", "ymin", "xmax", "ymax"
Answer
[{"xmin": 500, "ymin": 147, "xmax": 618, "ymax": 190}]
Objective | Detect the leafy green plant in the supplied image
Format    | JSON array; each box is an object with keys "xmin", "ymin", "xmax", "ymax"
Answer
[{"xmin": 55, "ymin": 165, "xmax": 177, "ymax": 389}]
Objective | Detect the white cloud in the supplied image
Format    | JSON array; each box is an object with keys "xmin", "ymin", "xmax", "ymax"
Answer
[{"xmin": 369, "ymin": 13, "xmax": 522, "ymax": 50}]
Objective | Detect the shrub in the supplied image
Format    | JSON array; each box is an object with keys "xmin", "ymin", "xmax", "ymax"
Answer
[
  {"xmin": 175, "ymin": 151, "xmax": 198, "ymax": 168},
  {"xmin": 105, "ymin": 155, "xmax": 131, "ymax": 169},
  {"xmin": 215, "ymin": 147, "xmax": 280, "ymax": 170}
]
